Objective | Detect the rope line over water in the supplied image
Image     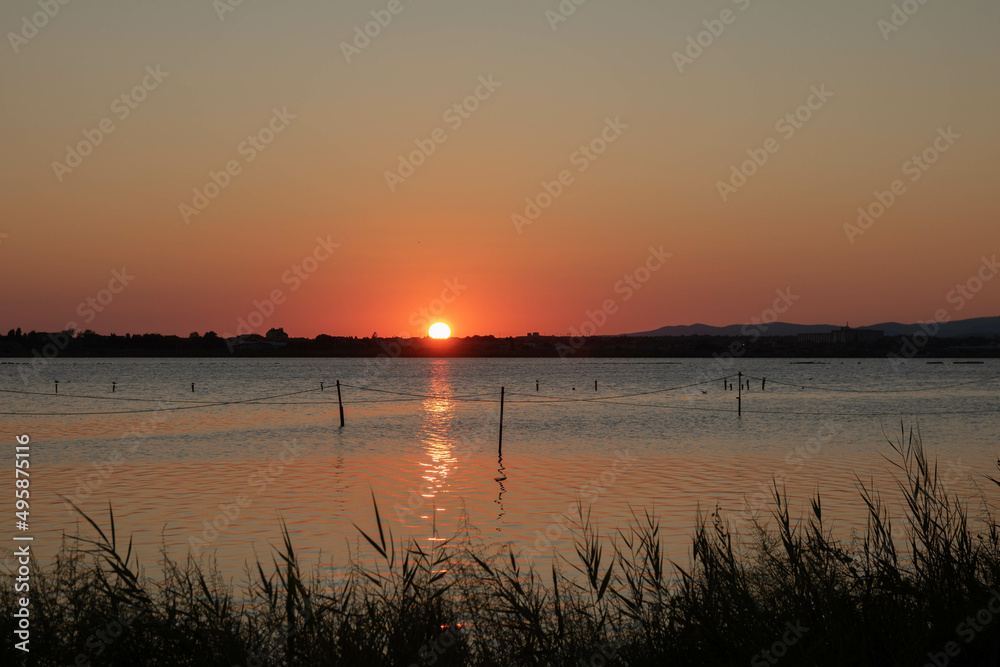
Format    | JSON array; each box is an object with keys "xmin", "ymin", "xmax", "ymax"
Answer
[
  {"xmin": 0, "ymin": 387, "xmax": 218, "ymax": 403},
  {"xmin": 504, "ymin": 376, "xmax": 729, "ymax": 402},
  {"xmin": 598, "ymin": 400, "xmax": 999, "ymax": 417},
  {"xmin": 742, "ymin": 373, "xmax": 1000, "ymax": 394},
  {"xmin": 0, "ymin": 388, "xmax": 322, "ymax": 416},
  {"xmin": 337, "ymin": 384, "xmax": 499, "ymax": 401},
  {"xmin": 1, "ymin": 372, "xmax": 996, "ymax": 417}
]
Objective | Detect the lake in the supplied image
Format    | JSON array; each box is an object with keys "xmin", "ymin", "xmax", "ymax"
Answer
[{"xmin": 2, "ymin": 356, "xmax": 998, "ymax": 577}]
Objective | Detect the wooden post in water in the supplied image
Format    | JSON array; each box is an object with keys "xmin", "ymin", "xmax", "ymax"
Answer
[
  {"xmin": 336, "ymin": 380, "xmax": 345, "ymax": 428},
  {"xmin": 54, "ymin": 380, "xmax": 58, "ymax": 394},
  {"xmin": 191, "ymin": 383, "xmax": 195, "ymax": 392},
  {"xmin": 737, "ymin": 371, "xmax": 742, "ymax": 417},
  {"xmin": 498, "ymin": 386, "xmax": 505, "ymax": 456},
  {"xmin": 112, "ymin": 382, "xmax": 116, "ymax": 393},
  {"xmin": 594, "ymin": 380, "xmax": 598, "ymax": 391},
  {"xmin": 762, "ymin": 377, "xmax": 766, "ymax": 391},
  {"xmin": 320, "ymin": 382, "xmax": 324, "ymax": 391},
  {"xmin": 536, "ymin": 380, "xmax": 539, "ymax": 392}
]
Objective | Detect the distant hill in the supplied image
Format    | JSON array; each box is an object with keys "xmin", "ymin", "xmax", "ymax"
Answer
[
  {"xmin": 628, "ymin": 316, "xmax": 1000, "ymax": 338},
  {"xmin": 861, "ymin": 317, "xmax": 1000, "ymax": 338}
]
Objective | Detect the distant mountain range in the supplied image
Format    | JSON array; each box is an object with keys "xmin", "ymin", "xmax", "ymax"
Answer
[{"xmin": 628, "ymin": 316, "xmax": 1000, "ymax": 338}]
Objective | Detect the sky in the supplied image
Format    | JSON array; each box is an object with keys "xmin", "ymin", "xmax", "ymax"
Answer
[{"xmin": 1, "ymin": 0, "xmax": 998, "ymax": 338}]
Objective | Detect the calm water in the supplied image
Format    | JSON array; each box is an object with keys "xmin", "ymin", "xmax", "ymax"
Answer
[{"xmin": 2, "ymin": 357, "xmax": 998, "ymax": 575}]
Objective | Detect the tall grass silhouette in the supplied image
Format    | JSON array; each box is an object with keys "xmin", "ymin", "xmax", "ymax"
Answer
[{"xmin": 4, "ymin": 425, "xmax": 1000, "ymax": 665}]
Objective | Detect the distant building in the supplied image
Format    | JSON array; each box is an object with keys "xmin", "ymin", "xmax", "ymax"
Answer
[
  {"xmin": 227, "ymin": 331, "xmax": 288, "ymax": 353},
  {"xmin": 266, "ymin": 327, "xmax": 289, "ymax": 343},
  {"xmin": 797, "ymin": 326, "xmax": 884, "ymax": 344}
]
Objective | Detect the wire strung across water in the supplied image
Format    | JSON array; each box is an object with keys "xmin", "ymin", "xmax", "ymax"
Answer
[{"xmin": 1, "ymin": 373, "xmax": 996, "ymax": 417}]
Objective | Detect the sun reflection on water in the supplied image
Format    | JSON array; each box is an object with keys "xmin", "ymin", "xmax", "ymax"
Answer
[{"xmin": 415, "ymin": 361, "xmax": 458, "ymax": 530}]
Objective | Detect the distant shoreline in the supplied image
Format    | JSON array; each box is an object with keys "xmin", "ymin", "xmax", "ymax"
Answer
[{"xmin": 1, "ymin": 332, "xmax": 997, "ymax": 359}]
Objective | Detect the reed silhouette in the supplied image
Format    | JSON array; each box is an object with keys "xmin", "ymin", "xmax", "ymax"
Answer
[{"xmin": 4, "ymin": 425, "xmax": 1000, "ymax": 666}]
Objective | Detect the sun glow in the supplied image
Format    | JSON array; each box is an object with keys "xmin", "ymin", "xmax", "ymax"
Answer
[{"xmin": 428, "ymin": 322, "xmax": 451, "ymax": 339}]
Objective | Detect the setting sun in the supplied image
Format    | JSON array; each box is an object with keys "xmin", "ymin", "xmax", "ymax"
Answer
[{"xmin": 428, "ymin": 322, "xmax": 451, "ymax": 339}]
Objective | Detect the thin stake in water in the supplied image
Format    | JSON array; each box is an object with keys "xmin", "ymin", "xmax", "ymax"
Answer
[
  {"xmin": 337, "ymin": 380, "xmax": 345, "ymax": 427},
  {"xmin": 498, "ymin": 386, "xmax": 505, "ymax": 456}
]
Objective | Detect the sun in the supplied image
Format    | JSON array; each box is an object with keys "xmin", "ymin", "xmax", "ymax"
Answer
[{"xmin": 428, "ymin": 322, "xmax": 451, "ymax": 339}]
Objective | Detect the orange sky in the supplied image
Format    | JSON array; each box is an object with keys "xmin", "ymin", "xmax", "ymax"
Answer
[{"xmin": 2, "ymin": 1, "xmax": 998, "ymax": 338}]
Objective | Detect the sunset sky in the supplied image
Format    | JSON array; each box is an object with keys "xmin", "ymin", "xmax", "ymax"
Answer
[{"xmin": 2, "ymin": 0, "xmax": 997, "ymax": 338}]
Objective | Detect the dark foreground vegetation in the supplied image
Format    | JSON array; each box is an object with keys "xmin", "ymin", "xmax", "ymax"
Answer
[{"xmin": 5, "ymin": 429, "xmax": 1000, "ymax": 666}]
